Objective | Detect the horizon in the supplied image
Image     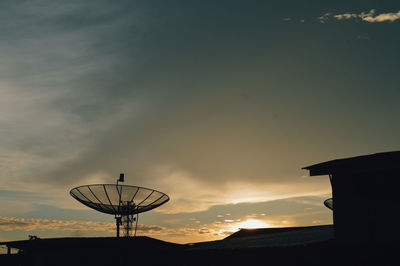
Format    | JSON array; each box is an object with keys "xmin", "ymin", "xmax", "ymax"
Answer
[{"xmin": 1, "ymin": 0, "xmax": 400, "ymax": 246}]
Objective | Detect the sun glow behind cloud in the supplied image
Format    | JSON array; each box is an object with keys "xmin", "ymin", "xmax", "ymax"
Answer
[
  {"xmin": 0, "ymin": 194, "xmax": 333, "ymax": 244},
  {"xmin": 148, "ymin": 167, "xmax": 331, "ymax": 214},
  {"xmin": 215, "ymin": 218, "xmax": 275, "ymax": 236},
  {"xmin": 237, "ymin": 219, "xmax": 270, "ymax": 229}
]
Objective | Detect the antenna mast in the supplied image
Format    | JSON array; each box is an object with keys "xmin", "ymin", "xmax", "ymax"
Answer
[{"xmin": 116, "ymin": 173, "xmax": 138, "ymax": 238}]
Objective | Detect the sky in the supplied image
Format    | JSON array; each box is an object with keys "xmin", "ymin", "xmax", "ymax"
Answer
[{"xmin": 1, "ymin": 0, "xmax": 400, "ymax": 246}]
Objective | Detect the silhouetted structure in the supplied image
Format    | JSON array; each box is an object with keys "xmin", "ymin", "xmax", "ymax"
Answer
[
  {"xmin": 1, "ymin": 227, "xmax": 396, "ymax": 266},
  {"xmin": 324, "ymin": 198, "xmax": 333, "ymax": 210},
  {"xmin": 1, "ymin": 237, "xmax": 182, "ymax": 266},
  {"xmin": 70, "ymin": 173, "xmax": 169, "ymax": 237},
  {"xmin": 303, "ymin": 151, "xmax": 400, "ymax": 244}
]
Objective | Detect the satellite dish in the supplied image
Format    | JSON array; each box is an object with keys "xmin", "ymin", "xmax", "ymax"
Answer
[
  {"xmin": 70, "ymin": 174, "xmax": 169, "ymax": 237},
  {"xmin": 324, "ymin": 198, "xmax": 333, "ymax": 210}
]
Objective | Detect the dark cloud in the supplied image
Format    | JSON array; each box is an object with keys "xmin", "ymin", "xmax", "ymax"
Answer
[{"xmin": 1, "ymin": 0, "xmax": 400, "ymax": 215}]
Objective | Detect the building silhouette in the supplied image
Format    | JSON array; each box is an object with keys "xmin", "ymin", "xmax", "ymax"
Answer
[{"xmin": 303, "ymin": 151, "xmax": 400, "ymax": 244}]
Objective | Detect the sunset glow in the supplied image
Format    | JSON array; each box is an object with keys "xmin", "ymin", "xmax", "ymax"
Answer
[
  {"xmin": 237, "ymin": 219, "xmax": 270, "ymax": 229},
  {"xmin": 3, "ymin": 0, "xmax": 398, "ymax": 245}
]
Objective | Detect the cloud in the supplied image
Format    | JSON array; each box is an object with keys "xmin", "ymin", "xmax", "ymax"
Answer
[
  {"xmin": 318, "ymin": 12, "xmax": 331, "ymax": 23},
  {"xmin": 1, "ymin": 195, "xmax": 332, "ymax": 244},
  {"xmin": 0, "ymin": 211, "xmax": 327, "ymax": 244},
  {"xmin": 333, "ymin": 13, "xmax": 358, "ymax": 20},
  {"xmin": 326, "ymin": 9, "xmax": 400, "ymax": 23},
  {"xmin": 157, "ymin": 207, "xmax": 331, "ymax": 243},
  {"xmin": 0, "ymin": 0, "xmax": 147, "ymax": 193},
  {"xmin": 149, "ymin": 167, "xmax": 330, "ymax": 213},
  {"xmin": 198, "ymin": 228, "xmax": 210, "ymax": 234},
  {"xmin": 0, "ymin": 1, "xmax": 334, "ymax": 216},
  {"xmin": 0, "ymin": 216, "xmax": 163, "ymax": 234},
  {"xmin": 362, "ymin": 10, "xmax": 400, "ymax": 22}
]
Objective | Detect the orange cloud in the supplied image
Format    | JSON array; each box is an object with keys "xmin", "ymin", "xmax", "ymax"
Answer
[
  {"xmin": 332, "ymin": 9, "xmax": 400, "ymax": 23},
  {"xmin": 0, "ymin": 216, "xmax": 163, "ymax": 233}
]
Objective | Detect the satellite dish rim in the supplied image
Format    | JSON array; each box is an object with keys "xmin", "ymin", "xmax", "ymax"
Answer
[
  {"xmin": 69, "ymin": 184, "xmax": 170, "ymax": 215},
  {"xmin": 69, "ymin": 183, "xmax": 169, "ymax": 198}
]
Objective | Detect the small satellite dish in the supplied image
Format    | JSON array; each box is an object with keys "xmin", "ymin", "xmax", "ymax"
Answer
[
  {"xmin": 70, "ymin": 174, "xmax": 169, "ymax": 237},
  {"xmin": 324, "ymin": 198, "xmax": 333, "ymax": 210}
]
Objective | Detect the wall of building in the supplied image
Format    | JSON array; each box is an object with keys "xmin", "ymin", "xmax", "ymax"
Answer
[{"xmin": 332, "ymin": 171, "xmax": 398, "ymax": 244}]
